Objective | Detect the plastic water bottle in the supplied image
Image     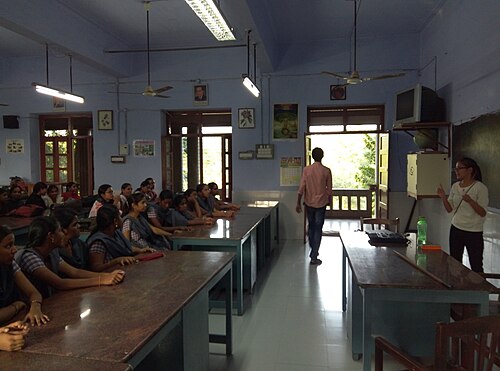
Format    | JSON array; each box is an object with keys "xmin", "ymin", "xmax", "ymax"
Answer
[{"xmin": 417, "ymin": 216, "xmax": 427, "ymax": 245}]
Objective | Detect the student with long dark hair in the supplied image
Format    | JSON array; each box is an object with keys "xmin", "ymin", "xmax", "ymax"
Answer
[
  {"xmin": 52, "ymin": 207, "xmax": 88, "ymax": 269},
  {"xmin": 25, "ymin": 182, "xmax": 48, "ymax": 211},
  {"xmin": 0, "ymin": 226, "xmax": 49, "ymax": 326},
  {"xmin": 437, "ymin": 157, "xmax": 489, "ymax": 272},
  {"xmin": 87, "ymin": 205, "xmax": 156, "ymax": 272},
  {"xmin": 118, "ymin": 183, "xmax": 133, "ymax": 216},
  {"xmin": 88, "ymin": 184, "xmax": 116, "ymax": 217},
  {"xmin": 16, "ymin": 217, "xmax": 125, "ymax": 298},
  {"xmin": 122, "ymin": 193, "xmax": 171, "ymax": 250},
  {"xmin": 170, "ymin": 194, "xmax": 214, "ymax": 227}
]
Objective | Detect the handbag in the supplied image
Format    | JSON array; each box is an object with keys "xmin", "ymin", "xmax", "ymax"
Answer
[{"xmin": 12, "ymin": 204, "xmax": 44, "ymax": 217}]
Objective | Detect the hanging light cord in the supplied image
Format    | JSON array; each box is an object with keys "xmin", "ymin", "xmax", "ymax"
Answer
[{"xmin": 45, "ymin": 43, "xmax": 49, "ymax": 85}]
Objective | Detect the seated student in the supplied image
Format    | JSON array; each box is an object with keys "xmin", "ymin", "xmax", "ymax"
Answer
[
  {"xmin": 61, "ymin": 182, "xmax": 80, "ymax": 202},
  {"xmin": 25, "ymin": 182, "xmax": 48, "ymax": 211},
  {"xmin": 43, "ymin": 184, "xmax": 63, "ymax": 209},
  {"xmin": 118, "ymin": 183, "xmax": 133, "ymax": 216},
  {"xmin": 0, "ymin": 226, "xmax": 49, "ymax": 326},
  {"xmin": 122, "ymin": 193, "xmax": 171, "ymax": 250},
  {"xmin": 135, "ymin": 180, "xmax": 152, "ymax": 202},
  {"xmin": 0, "ymin": 188, "xmax": 9, "ymax": 216},
  {"xmin": 5, "ymin": 186, "xmax": 24, "ymax": 214},
  {"xmin": 184, "ymin": 188, "xmax": 203, "ymax": 219},
  {"xmin": 87, "ymin": 205, "xmax": 156, "ymax": 272},
  {"xmin": 88, "ymin": 184, "xmax": 118, "ymax": 218},
  {"xmin": 0, "ymin": 321, "xmax": 29, "ymax": 352},
  {"xmin": 208, "ymin": 182, "xmax": 240, "ymax": 211},
  {"xmin": 9, "ymin": 177, "xmax": 28, "ymax": 198},
  {"xmin": 147, "ymin": 190, "xmax": 190, "ymax": 232},
  {"xmin": 145, "ymin": 177, "xmax": 158, "ymax": 203},
  {"xmin": 16, "ymin": 217, "xmax": 125, "ymax": 298},
  {"xmin": 196, "ymin": 183, "xmax": 234, "ymax": 218},
  {"xmin": 52, "ymin": 207, "xmax": 88, "ymax": 269},
  {"xmin": 170, "ymin": 194, "xmax": 214, "ymax": 227}
]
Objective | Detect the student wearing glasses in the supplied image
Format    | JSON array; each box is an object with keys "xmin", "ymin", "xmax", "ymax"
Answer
[
  {"xmin": 437, "ymin": 157, "xmax": 488, "ymax": 272},
  {"xmin": 88, "ymin": 184, "xmax": 117, "ymax": 218}
]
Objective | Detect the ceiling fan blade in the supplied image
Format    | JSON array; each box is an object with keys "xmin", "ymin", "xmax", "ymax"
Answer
[
  {"xmin": 153, "ymin": 85, "xmax": 173, "ymax": 94},
  {"xmin": 153, "ymin": 94, "xmax": 170, "ymax": 98},
  {"xmin": 107, "ymin": 91, "xmax": 142, "ymax": 95},
  {"xmin": 322, "ymin": 71, "xmax": 349, "ymax": 80},
  {"xmin": 0, "ymin": 103, "xmax": 9, "ymax": 106},
  {"xmin": 363, "ymin": 72, "xmax": 405, "ymax": 81}
]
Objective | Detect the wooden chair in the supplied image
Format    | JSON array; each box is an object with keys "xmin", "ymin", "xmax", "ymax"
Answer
[
  {"xmin": 359, "ymin": 217, "xmax": 400, "ymax": 233},
  {"xmin": 374, "ymin": 314, "xmax": 500, "ymax": 371}
]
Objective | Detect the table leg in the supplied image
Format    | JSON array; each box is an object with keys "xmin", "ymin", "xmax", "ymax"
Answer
[
  {"xmin": 362, "ymin": 290, "xmax": 373, "ymax": 371},
  {"xmin": 342, "ymin": 244, "xmax": 347, "ymax": 312}
]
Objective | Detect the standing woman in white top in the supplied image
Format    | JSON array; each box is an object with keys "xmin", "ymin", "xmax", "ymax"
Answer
[{"xmin": 437, "ymin": 157, "xmax": 488, "ymax": 272}]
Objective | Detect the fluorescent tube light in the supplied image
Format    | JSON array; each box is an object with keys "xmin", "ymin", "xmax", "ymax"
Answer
[
  {"xmin": 242, "ymin": 75, "xmax": 260, "ymax": 98},
  {"xmin": 184, "ymin": 0, "xmax": 236, "ymax": 41},
  {"xmin": 32, "ymin": 83, "xmax": 85, "ymax": 104}
]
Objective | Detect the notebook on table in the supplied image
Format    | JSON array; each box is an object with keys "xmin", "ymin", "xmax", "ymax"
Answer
[{"xmin": 365, "ymin": 230, "xmax": 409, "ymax": 245}]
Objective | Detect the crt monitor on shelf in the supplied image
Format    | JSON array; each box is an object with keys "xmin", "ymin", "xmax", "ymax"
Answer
[{"xmin": 394, "ymin": 84, "xmax": 445, "ymax": 126}]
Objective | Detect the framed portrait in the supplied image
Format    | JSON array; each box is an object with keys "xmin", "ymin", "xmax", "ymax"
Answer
[
  {"xmin": 193, "ymin": 84, "xmax": 208, "ymax": 105},
  {"xmin": 52, "ymin": 97, "xmax": 66, "ymax": 112},
  {"xmin": 98, "ymin": 110, "xmax": 113, "ymax": 130},
  {"xmin": 330, "ymin": 85, "xmax": 347, "ymax": 100},
  {"xmin": 273, "ymin": 103, "xmax": 298, "ymax": 140},
  {"xmin": 238, "ymin": 108, "xmax": 255, "ymax": 129}
]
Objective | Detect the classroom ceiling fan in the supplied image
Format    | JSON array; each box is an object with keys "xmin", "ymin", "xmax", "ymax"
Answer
[
  {"xmin": 110, "ymin": 1, "xmax": 173, "ymax": 98},
  {"xmin": 322, "ymin": 0, "xmax": 405, "ymax": 85},
  {"xmin": 0, "ymin": 103, "xmax": 9, "ymax": 106}
]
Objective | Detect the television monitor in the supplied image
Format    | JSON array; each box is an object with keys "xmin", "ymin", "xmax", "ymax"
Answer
[{"xmin": 394, "ymin": 84, "xmax": 445, "ymax": 126}]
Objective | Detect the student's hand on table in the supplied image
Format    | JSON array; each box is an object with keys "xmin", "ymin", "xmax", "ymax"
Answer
[
  {"xmin": 0, "ymin": 322, "xmax": 29, "ymax": 352},
  {"xmin": 103, "ymin": 270, "xmax": 126, "ymax": 285},
  {"xmin": 24, "ymin": 305, "xmax": 50, "ymax": 326},
  {"xmin": 116, "ymin": 256, "xmax": 138, "ymax": 266},
  {"xmin": 140, "ymin": 247, "xmax": 156, "ymax": 253},
  {"xmin": 204, "ymin": 217, "xmax": 215, "ymax": 225}
]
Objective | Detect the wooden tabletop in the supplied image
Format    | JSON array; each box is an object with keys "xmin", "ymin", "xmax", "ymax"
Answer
[
  {"xmin": 341, "ymin": 231, "xmax": 496, "ymax": 292},
  {"xmin": 0, "ymin": 352, "xmax": 132, "ymax": 371},
  {"xmin": 19, "ymin": 251, "xmax": 234, "ymax": 363},
  {"xmin": 172, "ymin": 210, "xmax": 268, "ymax": 242},
  {"xmin": 0, "ymin": 216, "xmax": 33, "ymax": 231}
]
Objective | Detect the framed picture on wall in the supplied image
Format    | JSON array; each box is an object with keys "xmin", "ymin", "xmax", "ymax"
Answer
[
  {"xmin": 238, "ymin": 108, "xmax": 255, "ymax": 128},
  {"xmin": 273, "ymin": 103, "xmax": 298, "ymax": 140},
  {"xmin": 98, "ymin": 110, "xmax": 113, "ymax": 130},
  {"xmin": 193, "ymin": 84, "xmax": 208, "ymax": 105},
  {"xmin": 330, "ymin": 85, "xmax": 347, "ymax": 100}
]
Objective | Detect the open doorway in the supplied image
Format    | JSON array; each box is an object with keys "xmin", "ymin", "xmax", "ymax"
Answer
[{"xmin": 306, "ymin": 105, "xmax": 388, "ymax": 220}]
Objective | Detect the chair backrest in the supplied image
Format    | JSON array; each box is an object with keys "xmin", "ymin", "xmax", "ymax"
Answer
[
  {"xmin": 359, "ymin": 217, "xmax": 400, "ymax": 233},
  {"xmin": 435, "ymin": 314, "xmax": 500, "ymax": 370}
]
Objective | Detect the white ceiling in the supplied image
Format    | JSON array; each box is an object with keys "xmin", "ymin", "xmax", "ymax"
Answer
[{"xmin": 0, "ymin": 0, "xmax": 447, "ymax": 76}]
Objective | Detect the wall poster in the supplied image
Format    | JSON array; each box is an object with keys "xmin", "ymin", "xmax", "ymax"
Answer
[
  {"xmin": 133, "ymin": 140, "xmax": 155, "ymax": 157},
  {"xmin": 280, "ymin": 156, "xmax": 302, "ymax": 186},
  {"xmin": 273, "ymin": 103, "xmax": 298, "ymax": 140}
]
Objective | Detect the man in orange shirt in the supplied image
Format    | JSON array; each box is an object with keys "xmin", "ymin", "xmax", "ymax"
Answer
[{"xmin": 296, "ymin": 148, "xmax": 332, "ymax": 265}]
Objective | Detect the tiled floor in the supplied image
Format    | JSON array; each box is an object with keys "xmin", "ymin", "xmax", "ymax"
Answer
[{"xmin": 208, "ymin": 219, "xmax": 397, "ymax": 370}]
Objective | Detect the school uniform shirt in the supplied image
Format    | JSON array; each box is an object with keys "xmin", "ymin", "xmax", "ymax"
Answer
[
  {"xmin": 146, "ymin": 204, "xmax": 172, "ymax": 227},
  {"xmin": 16, "ymin": 248, "xmax": 63, "ymax": 298},
  {"xmin": 87, "ymin": 230, "xmax": 134, "ymax": 263},
  {"xmin": 448, "ymin": 180, "xmax": 488, "ymax": 232},
  {"xmin": 197, "ymin": 196, "xmax": 215, "ymax": 214},
  {"xmin": 0, "ymin": 261, "xmax": 21, "ymax": 308},
  {"xmin": 169, "ymin": 209, "xmax": 189, "ymax": 227}
]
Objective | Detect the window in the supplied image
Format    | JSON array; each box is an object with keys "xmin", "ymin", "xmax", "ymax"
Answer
[
  {"xmin": 39, "ymin": 114, "xmax": 93, "ymax": 196},
  {"xmin": 163, "ymin": 110, "xmax": 233, "ymax": 200}
]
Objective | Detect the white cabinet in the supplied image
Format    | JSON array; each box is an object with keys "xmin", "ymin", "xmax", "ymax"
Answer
[{"xmin": 407, "ymin": 153, "xmax": 450, "ymax": 199}]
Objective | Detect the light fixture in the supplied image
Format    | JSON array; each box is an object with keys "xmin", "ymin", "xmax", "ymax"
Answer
[
  {"xmin": 32, "ymin": 45, "xmax": 85, "ymax": 104},
  {"xmin": 32, "ymin": 83, "xmax": 85, "ymax": 103},
  {"xmin": 242, "ymin": 30, "xmax": 260, "ymax": 98},
  {"xmin": 242, "ymin": 76, "xmax": 259, "ymax": 98},
  {"xmin": 184, "ymin": 0, "xmax": 235, "ymax": 41}
]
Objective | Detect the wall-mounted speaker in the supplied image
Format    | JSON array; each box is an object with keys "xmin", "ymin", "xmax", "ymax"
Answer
[{"xmin": 3, "ymin": 115, "xmax": 19, "ymax": 129}]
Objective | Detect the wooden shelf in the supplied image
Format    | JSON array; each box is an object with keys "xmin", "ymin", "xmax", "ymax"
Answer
[{"xmin": 392, "ymin": 121, "xmax": 451, "ymax": 152}]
